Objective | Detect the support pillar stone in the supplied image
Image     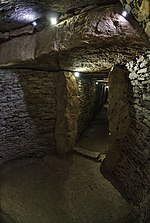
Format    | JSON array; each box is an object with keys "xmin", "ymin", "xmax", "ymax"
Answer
[
  {"xmin": 55, "ymin": 72, "xmax": 79, "ymax": 155},
  {"xmin": 102, "ymin": 66, "xmax": 130, "ymax": 172}
]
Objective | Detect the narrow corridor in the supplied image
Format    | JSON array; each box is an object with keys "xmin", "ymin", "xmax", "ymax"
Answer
[{"xmin": 77, "ymin": 107, "xmax": 109, "ymax": 154}]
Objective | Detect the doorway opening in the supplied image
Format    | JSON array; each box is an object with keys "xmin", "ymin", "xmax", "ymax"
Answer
[{"xmin": 74, "ymin": 76, "xmax": 109, "ymax": 162}]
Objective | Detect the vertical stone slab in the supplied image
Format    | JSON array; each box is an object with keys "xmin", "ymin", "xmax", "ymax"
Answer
[
  {"xmin": 55, "ymin": 72, "xmax": 79, "ymax": 154},
  {"xmin": 102, "ymin": 66, "xmax": 130, "ymax": 172}
]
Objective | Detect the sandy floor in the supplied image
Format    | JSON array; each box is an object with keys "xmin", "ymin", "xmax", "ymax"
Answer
[
  {"xmin": 0, "ymin": 108, "xmax": 130, "ymax": 223},
  {"xmin": 0, "ymin": 154, "xmax": 130, "ymax": 223}
]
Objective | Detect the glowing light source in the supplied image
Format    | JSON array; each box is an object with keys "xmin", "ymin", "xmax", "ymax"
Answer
[
  {"xmin": 74, "ymin": 72, "xmax": 80, "ymax": 77},
  {"xmin": 122, "ymin": 11, "xmax": 128, "ymax": 17},
  {"xmin": 50, "ymin": 17, "xmax": 57, "ymax": 25},
  {"xmin": 96, "ymin": 82, "xmax": 99, "ymax": 85},
  {"xmin": 32, "ymin": 21, "xmax": 37, "ymax": 26}
]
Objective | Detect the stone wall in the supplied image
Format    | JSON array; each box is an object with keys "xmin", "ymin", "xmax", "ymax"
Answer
[
  {"xmin": 77, "ymin": 78, "xmax": 105, "ymax": 137},
  {"xmin": 106, "ymin": 53, "xmax": 150, "ymax": 223},
  {"xmin": 0, "ymin": 69, "xmax": 57, "ymax": 165},
  {"xmin": 120, "ymin": 0, "xmax": 150, "ymax": 39},
  {"xmin": 119, "ymin": 53, "xmax": 150, "ymax": 223}
]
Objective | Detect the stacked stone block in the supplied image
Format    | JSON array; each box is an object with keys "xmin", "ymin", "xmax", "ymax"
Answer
[
  {"xmin": 0, "ymin": 69, "xmax": 57, "ymax": 165},
  {"xmin": 120, "ymin": 0, "xmax": 150, "ymax": 39},
  {"xmin": 114, "ymin": 52, "xmax": 150, "ymax": 223}
]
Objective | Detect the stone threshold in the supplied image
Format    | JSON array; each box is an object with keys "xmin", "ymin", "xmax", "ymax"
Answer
[{"xmin": 73, "ymin": 146, "xmax": 106, "ymax": 163}]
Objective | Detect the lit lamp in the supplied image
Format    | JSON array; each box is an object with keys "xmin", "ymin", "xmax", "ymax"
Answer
[
  {"xmin": 50, "ymin": 17, "xmax": 57, "ymax": 25},
  {"xmin": 32, "ymin": 21, "xmax": 37, "ymax": 27},
  {"xmin": 122, "ymin": 11, "xmax": 128, "ymax": 17},
  {"xmin": 74, "ymin": 72, "xmax": 80, "ymax": 78}
]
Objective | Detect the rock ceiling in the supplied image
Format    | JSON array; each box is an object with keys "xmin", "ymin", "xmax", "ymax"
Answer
[
  {"xmin": 0, "ymin": 4, "xmax": 149, "ymax": 73},
  {"xmin": 0, "ymin": 0, "xmax": 119, "ymax": 32},
  {"xmin": 0, "ymin": 0, "xmax": 149, "ymax": 73}
]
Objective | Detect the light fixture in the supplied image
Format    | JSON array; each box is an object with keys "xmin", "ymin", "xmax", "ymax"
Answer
[
  {"xmin": 32, "ymin": 21, "xmax": 37, "ymax": 26},
  {"xmin": 50, "ymin": 17, "xmax": 57, "ymax": 25},
  {"xmin": 96, "ymin": 82, "xmax": 99, "ymax": 85},
  {"xmin": 74, "ymin": 72, "xmax": 80, "ymax": 77},
  {"xmin": 122, "ymin": 11, "xmax": 128, "ymax": 17}
]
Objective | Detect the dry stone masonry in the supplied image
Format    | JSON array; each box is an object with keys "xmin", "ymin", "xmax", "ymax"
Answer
[
  {"xmin": 0, "ymin": 69, "xmax": 57, "ymax": 165},
  {"xmin": 112, "ymin": 53, "xmax": 150, "ymax": 223},
  {"xmin": 0, "ymin": 69, "xmax": 107, "ymax": 161},
  {"xmin": 120, "ymin": 0, "xmax": 150, "ymax": 39}
]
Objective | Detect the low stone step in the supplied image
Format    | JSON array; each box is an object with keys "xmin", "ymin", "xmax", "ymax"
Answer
[{"xmin": 73, "ymin": 146, "xmax": 106, "ymax": 162}]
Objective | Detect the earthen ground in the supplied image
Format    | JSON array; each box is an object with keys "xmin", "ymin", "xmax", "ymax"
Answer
[{"xmin": 0, "ymin": 108, "xmax": 130, "ymax": 223}]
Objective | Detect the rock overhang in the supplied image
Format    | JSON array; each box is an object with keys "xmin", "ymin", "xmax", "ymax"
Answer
[
  {"xmin": 0, "ymin": 4, "xmax": 149, "ymax": 73},
  {"xmin": 0, "ymin": 0, "xmax": 120, "ymax": 33}
]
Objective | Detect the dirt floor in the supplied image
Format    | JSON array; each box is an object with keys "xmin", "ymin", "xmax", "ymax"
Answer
[
  {"xmin": 0, "ymin": 108, "xmax": 130, "ymax": 223},
  {"xmin": 77, "ymin": 108, "xmax": 109, "ymax": 154}
]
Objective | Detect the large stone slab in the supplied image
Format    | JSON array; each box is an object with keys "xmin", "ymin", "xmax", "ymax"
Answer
[
  {"xmin": 0, "ymin": 5, "xmax": 149, "ymax": 72},
  {"xmin": 55, "ymin": 72, "xmax": 79, "ymax": 154}
]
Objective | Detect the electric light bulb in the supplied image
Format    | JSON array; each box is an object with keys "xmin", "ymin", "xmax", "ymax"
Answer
[
  {"xmin": 74, "ymin": 72, "xmax": 80, "ymax": 77},
  {"xmin": 122, "ymin": 11, "xmax": 128, "ymax": 17},
  {"xmin": 32, "ymin": 21, "xmax": 37, "ymax": 26},
  {"xmin": 50, "ymin": 17, "xmax": 57, "ymax": 25}
]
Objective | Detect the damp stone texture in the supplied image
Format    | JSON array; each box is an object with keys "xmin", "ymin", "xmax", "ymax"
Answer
[{"xmin": 0, "ymin": 69, "xmax": 57, "ymax": 165}]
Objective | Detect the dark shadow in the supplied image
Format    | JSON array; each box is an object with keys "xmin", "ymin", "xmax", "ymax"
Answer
[{"xmin": 76, "ymin": 81, "xmax": 109, "ymax": 154}]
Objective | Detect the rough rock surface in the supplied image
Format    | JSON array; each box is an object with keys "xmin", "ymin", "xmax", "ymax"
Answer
[
  {"xmin": 55, "ymin": 72, "xmax": 79, "ymax": 154},
  {"xmin": 0, "ymin": 0, "xmax": 119, "ymax": 32},
  {"xmin": 103, "ymin": 66, "xmax": 130, "ymax": 171},
  {"xmin": 0, "ymin": 5, "xmax": 148, "ymax": 72}
]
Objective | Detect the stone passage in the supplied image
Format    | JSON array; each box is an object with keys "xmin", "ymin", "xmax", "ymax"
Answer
[
  {"xmin": 0, "ymin": 69, "xmax": 106, "ymax": 163},
  {"xmin": 77, "ymin": 78, "xmax": 103, "ymax": 137},
  {"xmin": 0, "ymin": 69, "xmax": 57, "ymax": 165}
]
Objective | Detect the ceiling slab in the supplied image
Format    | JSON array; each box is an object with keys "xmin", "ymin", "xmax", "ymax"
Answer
[
  {"xmin": 0, "ymin": 5, "xmax": 149, "ymax": 72},
  {"xmin": 0, "ymin": 0, "xmax": 119, "ymax": 32}
]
